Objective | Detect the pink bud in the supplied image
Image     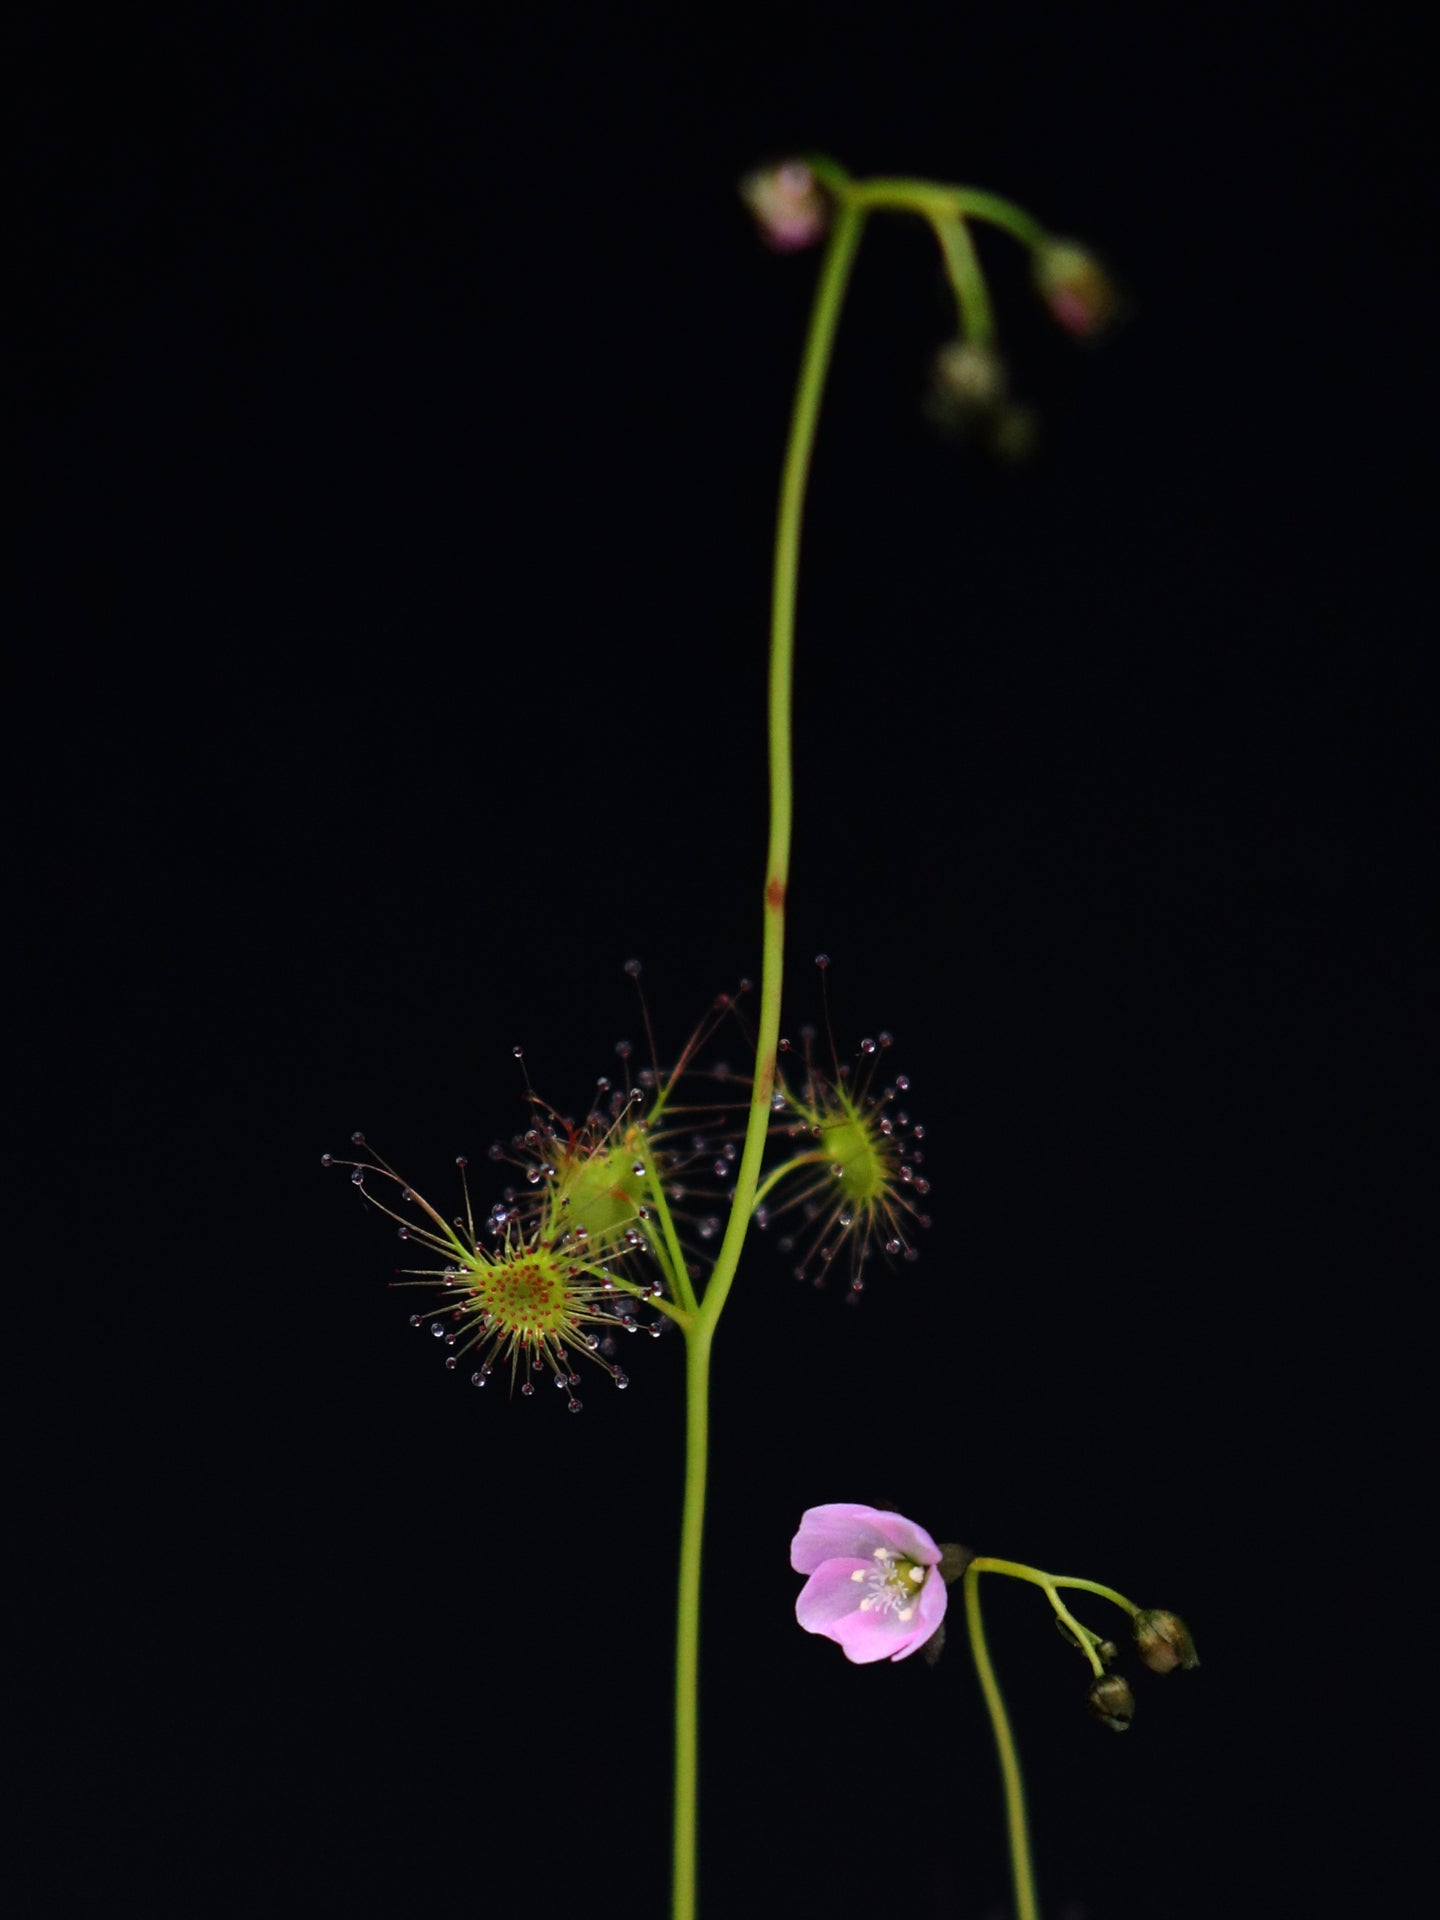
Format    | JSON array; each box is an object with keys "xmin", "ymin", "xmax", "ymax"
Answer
[
  {"xmin": 740, "ymin": 161, "xmax": 830, "ymax": 254},
  {"xmin": 1034, "ymin": 240, "xmax": 1117, "ymax": 338}
]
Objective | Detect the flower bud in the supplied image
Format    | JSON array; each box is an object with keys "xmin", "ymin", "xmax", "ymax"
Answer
[
  {"xmin": 1033, "ymin": 239, "xmax": 1117, "ymax": 339},
  {"xmin": 926, "ymin": 342, "xmax": 1034, "ymax": 458},
  {"xmin": 1133, "ymin": 1608, "xmax": 1199, "ymax": 1673},
  {"xmin": 931, "ymin": 339, "xmax": 1007, "ymax": 416},
  {"xmin": 1086, "ymin": 1672, "xmax": 1135, "ymax": 1731},
  {"xmin": 740, "ymin": 161, "xmax": 829, "ymax": 253}
]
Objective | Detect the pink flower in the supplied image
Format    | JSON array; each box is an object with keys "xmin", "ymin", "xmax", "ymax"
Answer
[{"xmin": 791, "ymin": 1503, "xmax": 947, "ymax": 1663}]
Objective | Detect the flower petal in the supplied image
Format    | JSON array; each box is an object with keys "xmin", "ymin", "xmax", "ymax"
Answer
[
  {"xmin": 790, "ymin": 1503, "xmax": 941, "ymax": 1573},
  {"xmin": 868, "ymin": 1509, "xmax": 943, "ymax": 1568},
  {"xmin": 795, "ymin": 1558, "xmax": 873, "ymax": 1633},
  {"xmin": 826, "ymin": 1602, "xmax": 930, "ymax": 1664}
]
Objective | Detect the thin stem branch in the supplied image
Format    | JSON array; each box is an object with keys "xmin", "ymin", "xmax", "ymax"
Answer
[
  {"xmin": 931, "ymin": 214, "xmax": 996, "ymax": 346},
  {"xmin": 806, "ymin": 159, "xmax": 1050, "ymax": 249},
  {"xmin": 751, "ymin": 1150, "xmax": 829, "ymax": 1212},
  {"xmin": 970, "ymin": 1556, "xmax": 1140, "ymax": 1618},
  {"xmin": 641, "ymin": 1148, "xmax": 701, "ymax": 1317},
  {"xmin": 1049, "ymin": 1574, "xmax": 1141, "ymax": 1616}
]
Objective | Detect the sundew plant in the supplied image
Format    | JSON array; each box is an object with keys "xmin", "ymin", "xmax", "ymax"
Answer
[{"xmin": 327, "ymin": 155, "xmax": 1197, "ymax": 1920}]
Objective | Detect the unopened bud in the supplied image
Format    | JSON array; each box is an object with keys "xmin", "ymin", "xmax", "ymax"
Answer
[
  {"xmin": 1087, "ymin": 1672, "xmax": 1135, "ymax": 1731},
  {"xmin": 1033, "ymin": 239, "xmax": 1117, "ymax": 339},
  {"xmin": 926, "ymin": 341, "xmax": 1033, "ymax": 458},
  {"xmin": 1133, "ymin": 1608, "xmax": 1199, "ymax": 1674},
  {"xmin": 931, "ymin": 339, "xmax": 1007, "ymax": 414},
  {"xmin": 740, "ymin": 161, "xmax": 829, "ymax": 253}
]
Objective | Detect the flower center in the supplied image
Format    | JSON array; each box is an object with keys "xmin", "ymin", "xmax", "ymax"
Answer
[{"xmin": 849, "ymin": 1546, "xmax": 928, "ymax": 1623}]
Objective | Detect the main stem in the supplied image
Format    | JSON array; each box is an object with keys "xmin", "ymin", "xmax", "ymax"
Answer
[
  {"xmin": 964, "ymin": 1565, "xmax": 1040, "ymax": 1920},
  {"xmin": 669, "ymin": 190, "xmax": 867, "ymax": 1920},
  {"xmin": 671, "ymin": 1317, "xmax": 712, "ymax": 1920}
]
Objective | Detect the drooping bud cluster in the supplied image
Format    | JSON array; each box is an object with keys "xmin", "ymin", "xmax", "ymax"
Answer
[
  {"xmin": 742, "ymin": 155, "xmax": 1116, "ymax": 455},
  {"xmin": 1056, "ymin": 1594, "xmax": 1200, "ymax": 1731}
]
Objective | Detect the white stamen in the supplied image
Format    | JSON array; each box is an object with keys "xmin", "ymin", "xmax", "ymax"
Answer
[
  {"xmin": 850, "ymin": 1568, "xmax": 866, "ymax": 1582},
  {"xmin": 898, "ymin": 1606, "xmax": 914, "ymax": 1622},
  {"xmin": 911, "ymin": 1565, "xmax": 926, "ymax": 1584}
]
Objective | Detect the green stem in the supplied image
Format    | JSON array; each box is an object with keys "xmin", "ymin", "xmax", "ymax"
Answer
[
  {"xmin": 970, "ymin": 1557, "xmax": 1140, "ymax": 1617},
  {"xmin": 968, "ymin": 1557, "xmax": 1141, "ymax": 1679},
  {"xmin": 964, "ymin": 1564, "xmax": 1040, "ymax": 1920},
  {"xmin": 669, "ymin": 188, "xmax": 869, "ymax": 1920},
  {"xmin": 671, "ymin": 1317, "xmax": 712, "ymax": 1920},
  {"xmin": 931, "ymin": 213, "xmax": 996, "ymax": 348},
  {"xmin": 641, "ymin": 1151, "xmax": 701, "ymax": 1318},
  {"xmin": 751, "ymin": 1150, "xmax": 829, "ymax": 1212},
  {"xmin": 806, "ymin": 159, "xmax": 1050, "ymax": 250},
  {"xmin": 1048, "ymin": 1575, "xmax": 1141, "ymax": 1615}
]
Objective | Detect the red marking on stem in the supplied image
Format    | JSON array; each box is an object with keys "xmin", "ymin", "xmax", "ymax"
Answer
[{"xmin": 765, "ymin": 875, "xmax": 786, "ymax": 911}]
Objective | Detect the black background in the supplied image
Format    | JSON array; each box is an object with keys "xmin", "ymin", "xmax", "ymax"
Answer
[{"xmin": 16, "ymin": 4, "xmax": 1431, "ymax": 1917}]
